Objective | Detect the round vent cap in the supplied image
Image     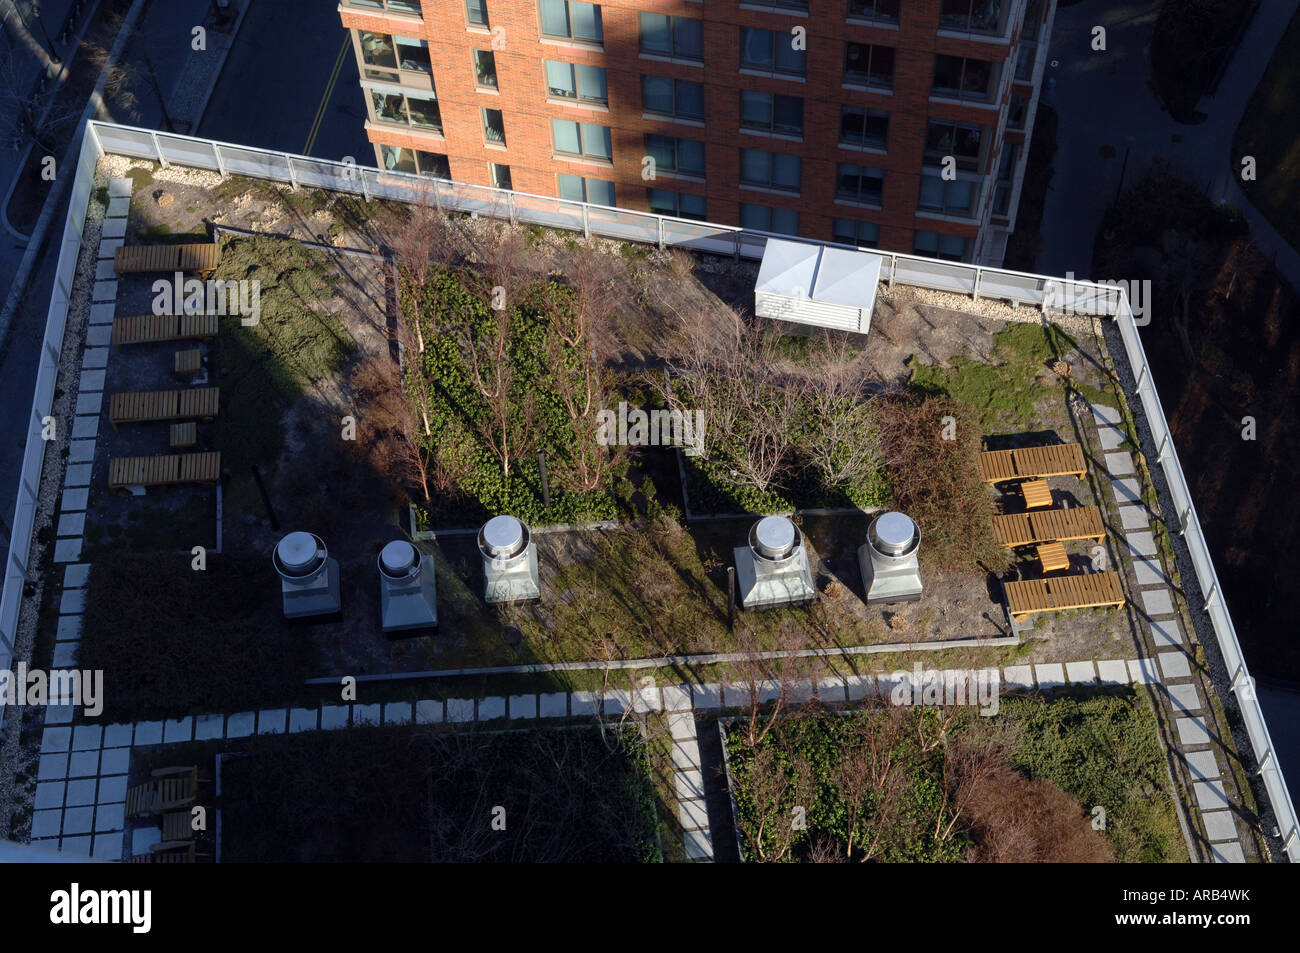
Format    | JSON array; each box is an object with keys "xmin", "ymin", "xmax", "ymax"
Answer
[
  {"xmin": 870, "ymin": 512, "xmax": 917, "ymax": 557},
  {"xmin": 380, "ymin": 540, "xmax": 418, "ymax": 577},
  {"xmin": 277, "ymin": 532, "xmax": 321, "ymax": 574},
  {"xmin": 483, "ymin": 515, "xmax": 525, "ymax": 557},
  {"xmin": 754, "ymin": 516, "xmax": 798, "ymax": 560}
]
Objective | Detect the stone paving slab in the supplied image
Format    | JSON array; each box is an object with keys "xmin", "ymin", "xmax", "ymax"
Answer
[
  {"xmin": 64, "ymin": 464, "xmax": 92, "ymax": 487},
  {"xmin": 1211, "ymin": 842, "xmax": 1245, "ymax": 865},
  {"xmin": 194, "ymin": 713, "xmax": 224, "ymax": 740},
  {"xmin": 678, "ymin": 798, "xmax": 710, "ymax": 831},
  {"xmin": 80, "ymin": 349, "xmax": 108, "ymax": 371},
  {"xmin": 671, "ymin": 739, "xmax": 702, "ymax": 772},
  {"xmin": 1166, "ymin": 683, "xmax": 1200, "ymax": 714},
  {"xmin": 1123, "ymin": 531, "xmax": 1157, "ymax": 557},
  {"xmin": 504, "ymin": 694, "xmax": 535, "ymax": 719},
  {"xmin": 225, "ymin": 712, "xmax": 255, "ymax": 738},
  {"xmin": 538, "ymin": 693, "xmax": 567, "ymax": 718},
  {"xmin": 58, "ymin": 587, "xmax": 86, "ymax": 614},
  {"xmin": 53, "ymin": 538, "xmax": 82, "ymax": 562},
  {"xmin": 1117, "ymin": 505, "xmax": 1150, "ymax": 530},
  {"xmin": 634, "ymin": 683, "xmax": 661, "ymax": 713},
  {"xmin": 68, "ymin": 439, "xmax": 96, "ymax": 463},
  {"xmin": 92, "ymin": 831, "xmax": 123, "ymax": 861},
  {"xmin": 478, "ymin": 696, "xmax": 506, "ymax": 720},
  {"xmin": 844, "ymin": 674, "xmax": 876, "ymax": 700},
  {"xmin": 65, "ymin": 778, "xmax": 97, "ymax": 807},
  {"xmin": 95, "ymin": 803, "xmax": 126, "ymax": 833},
  {"xmin": 108, "ymin": 177, "xmax": 133, "ymax": 197},
  {"xmin": 61, "ymin": 487, "xmax": 90, "ymax": 511},
  {"xmin": 291, "ymin": 707, "xmax": 322, "ymax": 731},
  {"xmin": 1110, "ymin": 477, "xmax": 1142, "ymax": 505},
  {"xmin": 60, "ymin": 835, "xmax": 92, "ymax": 856},
  {"xmin": 107, "ymin": 196, "xmax": 130, "ymax": 216},
  {"xmin": 1175, "ymin": 716, "xmax": 1211, "ymax": 746},
  {"xmin": 37, "ymin": 752, "xmax": 69, "ymax": 781},
  {"xmin": 71, "ymin": 725, "xmax": 102, "ymax": 751},
  {"xmin": 1001, "ymin": 665, "xmax": 1034, "ymax": 690},
  {"xmin": 683, "ymin": 828, "xmax": 714, "ymax": 860},
  {"xmin": 1129, "ymin": 658, "xmax": 1159, "ymax": 685},
  {"xmin": 1132, "ymin": 555, "xmax": 1167, "ymax": 586},
  {"xmin": 97, "ymin": 775, "xmax": 127, "ymax": 804},
  {"xmin": 73, "ymin": 410, "xmax": 102, "ymax": 435},
  {"xmin": 1182, "ymin": 749, "xmax": 1220, "ymax": 782},
  {"xmin": 603, "ymin": 691, "xmax": 629, "ymax": 716},
  {"xmin": 661, "ymin": 685, "xmax": 691, "ymax": 711},
  {"xmin": 321, "ymin": 705, "xmax": 349, "ymax": 729},
  {"xmin": 786, "ymin": 679, "xmax": 814, "ymax": 703},
  {"xmin": 1141, "ymin": 589, "xmax": 1175, "ymax": 618},
  {"xmin": 1150, "ymin": 619, "xmax": 1183, "ymax": 647},
  {"xmin": 52, "ymin": 642, "xmax": 77, "ymax": 667},
  {"xmin": 98, "ymin": 238, "xmax": 123, "ymax": 258},
  {"xmin": 31, "ymin": 810, "xmax": 62, "ymax": 838},
  {"xmin": 101, "ymin": 219, "xmax": 126, "ymax": 239},
  {"xmin": 134, "ymin": 721, "xmax": 163, "ymax": 746},
  {"xmin": 44, "ymin": 704, "xmax": 74, "ymax": 725},
  {"xmin": 691, "ymin": 683, "xmax": 721, "ymax": 709},
  {"xmin": 446, "ymin": 698, "xmax": 475, "ymax": 722},
  {"xmin": 35, "ymin": 782, "xmax": 65, "ymax": 810},
  {"xmin": 1096, "ymin": 423, "xmax": 1126, "ymax": 450},
  {"xmin": 68, "ymin": 751, "xmax": 98, "ymax": 778},
  {"xmin": 569, "ymin": 692, "xmax": 599, "ymax": 716},
  {"xmin": 675, "ymin": 769, "xmax": 705, "ymax": 801},
  {"xmin": 63, "ymin": 563, "xmax": 91, "ymax": 589},
  {"xmin": 414, "ymin": 700, "xmax": 443, "ymax": 724},
  {"xmin": 1158, "ymin": 652, "xmax": 1192, "ymax": 680},
  {"xmin": 1201, "ymin": 811, "xmax": 1237, "ymax": 842},
  {"xmin": 163, "ymin": 717, "xmax": 193, "ymax": 744},
  {"xmin": 1065, "ymin": 661, "xmax": 1096, "ymax": 684},
  {"xmin": 1104, "ymin": 451, "xmax": 1135, "ymax": 476},
  {"xmin": 1091, "ymin": 403, "xmax": 1121, "ymax": 425},
  {"xmin": 722, "ymin": 683, "xmax": 751, "ymax": 708},
  {"xmin": 1193, "ymin": 780, "xmax": 1231, "ymax": 812},
  {"xmin": 352, "ymin": 704, "xmax": 380, "ymax": 727},
  {"xmin": 816, "ymin": 676, "xmax": 846, "ymax": 702},
  {"xmin": 668, "ymin": 712, "xmax": 695, "ymax": 740},
  {"xmin": 99, "ymin": 748, "xmax": 129, "ymax": 776},
  {"xmin": 88, "ymin": 304, "xmax": 115, "ymax": 325},
  {"xmin": 94, "ymin": 258, "xmax": 117, "ymax": 281},
  {"xmin": 1034, "ymin": 663, "xmax": 1065, "ymax": 689},
  {"xmin": 1096, "ymin": 660, "xmax": 1128, "ymax": 685},
  {"xmin": 41, "ymin": 727, "xmax": 72, "ymax": 754},
  {"xmin": 103, "ymin": 723, "xmax": 133, "ymax": 748},
  {"xmin": 79, "ymin": 370, "xmax": 105, "ymax": 392},
  {"xmin": 63, "ymin": 806, "xmax": 94, "ymax": 835},
  {"xmin": 257, "ymin": 709, "xmax": 288, "ymax": 734}
]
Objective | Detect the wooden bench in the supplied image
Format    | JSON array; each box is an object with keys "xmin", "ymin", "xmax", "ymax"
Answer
[
  {"xmin": 1020, "ymin": 479, "xmax": 1052, "ymax": 509},
  {"xmin": 170, "ymin": 422, "xmax": 197, "ymax": 449},
  {"xmin": 111, "ymin": 313, "xmax": 219, "ymax": 349},
  {"xmin": 114, "ymin": 242, "xmax": 220, "ymax": 277},
  {"xmin": 108, "ymin": 452, "xmax": 220, "ymax": 492},
  {"xmin": 174, "ymin": 348, "xmax": 202, "ymax": 377},
  {"xmin": 126, "ymin": 766, "xmax": 199, "ymax": 819},
  {"xmin": 109, "ymin": 388, "xmax": 219, "ymax": 427},
  {"xmin": 1036, "ymin": 541, "xmax": 1069, "ymax": 573},
  {"xmin": 978, "ymin": 443, "xmax": 1086, "ymax": 483},
  {"xmin": 992, "ymin": 506, "xmax": 1104, "ymax": 548},
  {"xmin": 1004, "ymin": 571, "xmax": 1125, "ymax": 622}
]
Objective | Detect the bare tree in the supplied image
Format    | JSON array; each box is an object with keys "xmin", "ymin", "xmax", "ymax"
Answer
[
  {"xmin": 832, "ymin": 703, "xmax": 911, "ymax": 861},
  {"xmin": 798, "ymin": 332, "xmax": 882, "ymax": 490},
  {"xmin": 737, "ymin": 744, "xmax": 815, "ymax": 862}
]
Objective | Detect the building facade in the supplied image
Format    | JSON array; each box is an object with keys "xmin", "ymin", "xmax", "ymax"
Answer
[{"xmin": 338, "ymin": 0, "xmax": 1056, "ymax": 265}]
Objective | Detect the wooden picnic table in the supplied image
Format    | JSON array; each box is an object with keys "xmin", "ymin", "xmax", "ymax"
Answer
[
  {"xmin": 992, "ymin": 505, "xmax": 1104, "ymax": 548},
  {"xmin": 978, "ymin": 443, "xmax": 1086, "ymax": 483},
  {"xmin": 1004, "ymin": 571, "xmax": 1125, "ymax": 622}
]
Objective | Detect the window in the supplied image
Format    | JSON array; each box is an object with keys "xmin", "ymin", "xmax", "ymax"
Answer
[
  {"xmin": 559, "ymin": 174, "xmax": 615, "ymax": 205},
  {"xmin": 836, "ymin": 163, "xmax": 884, "ymax": 205},
  {"xmin": 741, "ymin": 27, "xmax": 806, "ymax": 77},
  {"xmin": 1007, "ymin": 96, "xmax": 1028, "ymax": 129},
  {"xmin": 482, "ymin": 108, "xmax": 506, "ymax": 145},
  {"xmin": 847, "ymin": 0, "xmax": 899, "ymax": 23},
  {"xmin": 491, "ymin": 163, "xmax": 513, "ymax": 190},
  {"xmin": 370, "ymin": 88, "xmax": 442, "ymax": 132},
  {"xmin": 642, "ymin": 76, "xmax": 705, "ymax": 121},
  {"xmin": 546, "ymin": 61, "xmax": 607, "ymax": 104},
  {"xmin": 833, "ymin": 218, "xmax": 880, "ymax": 247},
  {"xmin": 740, "ymin": 149, "xmax": 801, "ymax": 192},
  {"xmin": 933, "ymin": 54, "xmax": 996, "ymax": 102},
  {"xmin": 742, "ymin": 0, "xmax": 808, "ymax": 13},
  {"xmin": 993, "ymin": 143, "xmax": 1017, "ymax": 215},
  {"xmin": 552, "ymin": 119, "xmax": 612, "ymax": 159},
  {"xmin": 924, "ymin": 120, "xmax": 984, "ymax": 170},
  {"xmin": 394, "ymin": 35, "xmax": 431, "ymax": 73},
  {"xmin": 645, "ymin": 134, "xmax": 705, "ymax": 177},
  {"xmin": 639, "ymin": 13, "xmax": 702, "ymax": 60},
  {"xmin": 919, "ymin": 174, "xmax": 977, "ymax": 215},
  {"xmin": 474, "ymin": 50, "xmax": 498, "ymax": 88},
  {"xmin": 380, "ymin": 144, "xmax": 416, "ymax": 173},
  {"xmin": 358, "ymin": 32, "xmax": 398, "ymax": 81},
  {"xmin": 914, "ymin": 230, "xmax": 970, "ymax": 261},
  {"xmin": 647, "ymin": 188, "xmax": 706, "ymax": 220},
  {"xmin": 1015, "ymin": 39, "xmax": 1036, "ymax": 82},
  {"xmin": 467, "ymin": 0, "xmax": 489, "ymax": 27},
  {"xmin": 939, "ymin": 0, "xmax": 1005, "ymax": 34},
  {"xmin": 415, "ymin": 151, "xmax": 451, "ymax": 179},
  {"xmin": 740, "ymin": 203, "xmax": 799, "ymax": 235},
  {"xmin": 844, "ymin": 42, "xmax": 895, "ymax": 89},
  {"xmin": 740, "ymin": 91, "xmax": 803, "ymax": 136},
  {"xmin": 540, "ymin": 0, "xmax": 603, "ymax": 43},
  {"xmin": 840, "ymin": 106, "xmax": 888, "ymax": 149},
  {"xmin": 347, "ymin": 0, "xmax": 423, "ymax": 13}
]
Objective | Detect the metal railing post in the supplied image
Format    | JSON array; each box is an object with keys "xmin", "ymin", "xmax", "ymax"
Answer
[
  {"xmin": 582, "ymin": 204, "xmax": 589, "ymax": 239},
  {"xmin": 508, "ymin": 193, "xmax": 516, "ymax": 226},
  {"xmin": 286, "ymin": 156, "xmax": 298, "ymax": 191},
  {"xmin": 213, "ymin": 144, "xmax": 226, "ymax": 179},
  {"xmin": 150, "ymin": 131, "xmax": 167, "ymax": 168},
  {"xmin": 973, "ymin": 266, "xmax": 982, "ymax": 301},
  {"xmin": 657, "ymin": 216, "xmax": 664, "ymax": 251}
]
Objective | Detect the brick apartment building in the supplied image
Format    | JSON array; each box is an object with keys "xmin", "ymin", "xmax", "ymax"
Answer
[{"xmin": 337, "ymin": 0, "xmax": 1056, "ymax": 265}]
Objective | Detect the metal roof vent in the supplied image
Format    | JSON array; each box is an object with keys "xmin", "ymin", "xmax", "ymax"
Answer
[
  {"xmin": 273, "ymin": 531, "xmax": 341, "ymax": 618},
  {"xmin": 479, "ymin": 515, "xmax": 540, "ymax": 604},
  {"xmin": 735, "ymin": 515, "xmax": 815, "ymax": 609},
  {"xmin": 377, "ymin": 540, "xmax": 437, "ymax": 635},
  {"xmin": 859, "ymin": 511, "xmax": 923, "ymax": 604}
]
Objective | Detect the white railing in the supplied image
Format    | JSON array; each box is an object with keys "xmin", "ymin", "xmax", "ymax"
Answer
[{"xmin": 1, "ymin": 120, "xmax": 1293, "ymax": 860}]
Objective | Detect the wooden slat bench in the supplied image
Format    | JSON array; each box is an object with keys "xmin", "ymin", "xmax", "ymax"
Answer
[
  {"xmin": 1020, "ymin": 479, "xmax": 1052, "ymax": 509},
  {"xmin": 169, "ymin": 422, "xmax": 197, "ymax": 449},
  {"xmin": 1004, "ymin": 571, "xmax": 1125, "ymax": 622},
  {"xmin": 993, "ymin": 505, "xmax": 1104, "ymax": 548},
  {"xmin": 174, "ymin": 348, "xmax": 202, "ymax": 377},
  {"xmin": 114, "ymin": 242, "xmax": 220, "ymax": 277},
  {"xmin": 1036, "ymin": 541, "xmax": 1069, "ymax": 573},
  {"xmin": 109, "ymin": 388, "xmax": 218, "ymax": 427},
  {"xmin": 111, "ymin": 313, "xmax": 218, "ymax": 348},
  {"xmin": 978, "ymin": 442, "xmax": 1086, "ymax": 482},
  {"xmin": 108, "ymin": 452, "xmax": 220, "ymax": 492}
]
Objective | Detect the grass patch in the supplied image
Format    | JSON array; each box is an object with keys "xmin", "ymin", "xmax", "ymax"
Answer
[{"xmin": 220, "ymin": 724, "xmax": 660, "ymax": 862}]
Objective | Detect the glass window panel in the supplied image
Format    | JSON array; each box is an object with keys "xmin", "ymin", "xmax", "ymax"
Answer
[
  {"xmin": 372, "ymin": 91, "xmax": 405, "ymax": 123},
  {"xmin": 740, "ymin": 149, "xmax": 768, "ymax": 184},
  {"xmin": 467, "ymin": 0, "xmax": 489, "ymax": 27},
  {"xmin": 647, "ymin": 189, "xmax": 675, "ymax": 214},
  {"xmin": 558, "ymin": 174, "xmax": 586, "ymax": 201},
  {"xmin": 640, "ymin": 12, "xmax": 671, "ymax": 53},
  {"xmin": 587, "ymin": 179, "xmax": 615, "ymax": 206},
  {"xmin": 774, "ymin": 37, "xmax": 805, "ymax": 75},
  {"xmin": 770, "ymin": 207, "xmax": 799, "ymax": 235},
  {"xmin": 919, "ymin": 175, "xmax": 945, "ymax": 209},
  {"xmin": 643, "ymin": 75, "xmax": 674, "ymax": 114},
  {"xmin": 741, "ymin": 28, "xmax": 771, "ymax": 69},
  {"xmin": 570, "ymin": 1, "xmax": 603, "ymax": 42},
  {"xmin": 416, "ymin": 151, "xmax": 450, "ymax": 179},
  {"xmin": 773, "ymin": 95, "xmax": 802, "ymax": 134},
  {"xmin": 540, "ymin": 0, "xmax": 569, "ymax": 37},
  {"xmin": 406, "ymin": 95, "xmax": 441, "ymax": 128},
  {"xmin": 740, "ymin": 204, "xmax": 767, "ymax": 230},
  {"xmin": 380, "ymin": 144, "xmax": 416, "ymax": 173},
  {"xmin": 394, "ymin": 35, "xmax": 431, "ymax": 73},
  {"xmin": 939, "ymin": 234, "xmax": 968, "ymax": 258},
  {"xmin": 546, "ymin": 61, "xmax": 575, "ymax": 97},
  {"xmin": 679, "ymin": 193, "xmax": 706, "ymax": 220},
  {"xmin": 947, "ymin": 179, "xmax": 975, "ymax": 212},
  {"xmin": 741, "ymin": 91, "xmax": 770, "ymax": 127},
  {"xmin": 553, "ymin": 119, "xmax": 582, "ymax": 154},
  {"xmin": 475, "ymin": 50, "xmax": 498, "ymax": 88},
  {"xmin": 678, "ymin": 139, "xmax": 705, "ymax": 175},
  {"xmin": 360, "ymin": 32, "xmax": 398, "ymax": 70},
  {"xmin": 773, "ymin": 154, "xmax": 800, "ymax": 189},
  {"xmin": 576, "ymin": 64, "xmax": 606, "ymax": 102},
  {"xmin": 676, "ymin": 80, "xmax": 704, "ymax": 119},
  {"xmin": 675, "ymin": 19, "xmax": 703, "ymax": 59},
  {"xmin": 914, "ymin": 230, "xmax": 940, "ymax": 254},
  {"xmin": 646, "ymin": 134, "xmax": 675, "ymax": 169},
  {"xmin": 581, "ymin": 123, "xmax": 611, "ymax": 158}
]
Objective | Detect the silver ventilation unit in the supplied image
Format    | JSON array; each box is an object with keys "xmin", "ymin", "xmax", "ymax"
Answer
[
  {"xmin": 479, "ymin": 515, "xmax": 540, "ymax": 604},
  {"xmin": 378, "ymin": 540, "xmax": 437, "ymax": 634},
  {"xmin": 734, "ymin": 515, "xmax": 816, "ymax": 609},
  {"xmin": 273, "ymin": 531, "xmax": 341, "ymax": 618},
  {"xmin": 858, "ymin": 511, "xmax": 923, "ymax": 604}
]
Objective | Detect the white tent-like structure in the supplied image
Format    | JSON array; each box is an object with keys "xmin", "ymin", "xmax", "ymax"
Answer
[{"xmin": 753, "ymin": 238, "xmax": 883, "ymax": 335}]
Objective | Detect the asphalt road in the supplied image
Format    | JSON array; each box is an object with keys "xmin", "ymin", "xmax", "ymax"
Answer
[{"xmin": 197, "ymin": 0, "xmax": 370, "ymax": 163}]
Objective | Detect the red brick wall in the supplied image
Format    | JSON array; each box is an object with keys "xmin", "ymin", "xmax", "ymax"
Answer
[{"xmin": 340, "ymin": 0, "xmax": 1036, "ymax": 252}]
